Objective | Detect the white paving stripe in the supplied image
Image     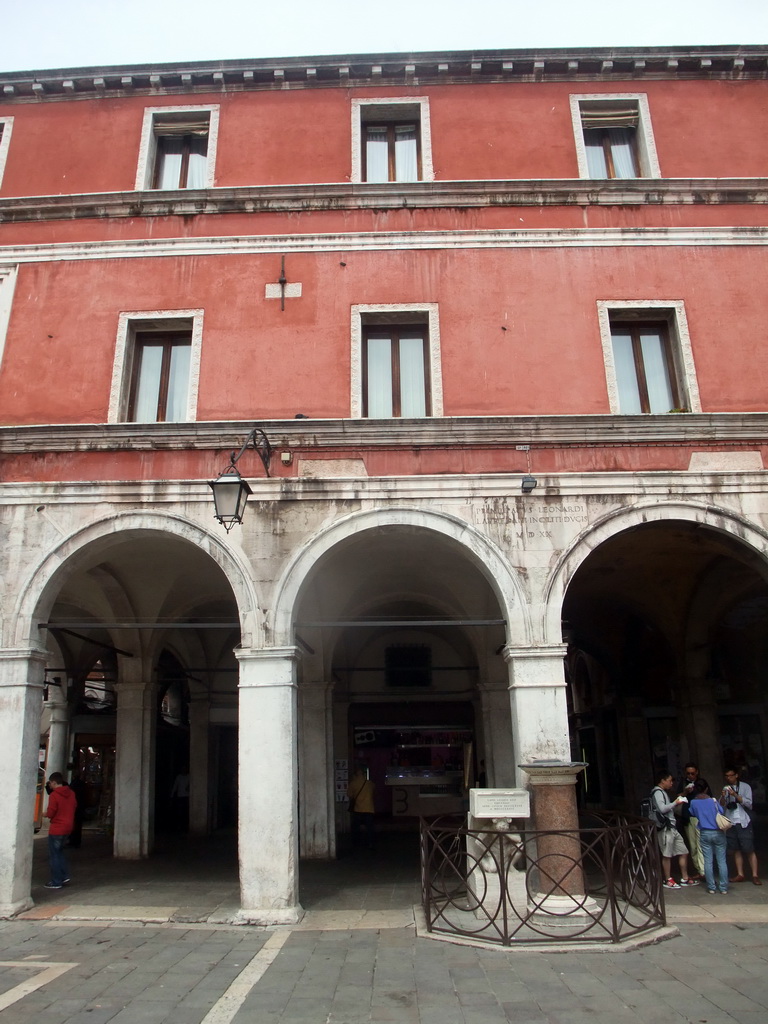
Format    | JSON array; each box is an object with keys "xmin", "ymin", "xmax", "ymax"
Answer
[
  {"xmin": 200, "ymin": 930, "xmax": 290, "ymax": 1024},
  {"xmin": 0, "ymin": 961, "xmax": 78, "ymax": 1011}
]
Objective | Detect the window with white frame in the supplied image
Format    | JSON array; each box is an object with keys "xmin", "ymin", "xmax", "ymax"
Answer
[
  {"xmin": 108, "ymin": 310, "xmax": 204, "ymax": 423},
  {"xmin": 0, "ymin": 116, "xmax": 14, "ymax": 189},
  {"xmin": 351, "ymin": 99, "xmax": 434, "ymax": 184},
  {"xmin": 570, "ymin": 95, "xmax": 660, "ymax": 179},
  {"xmin": 0, "ymin": 264, "xmax": 18, "ymax": 372},
  {"xmin": 350, "ymin": 304, "xmax": 443, "ymax": 418},
  {"xmin": 135, "ymin": 106, "xmax": 219, "ymax": 191},
  {"xmin": 597, "ymin": 301, "xmax": 701, "ymax": 415}
]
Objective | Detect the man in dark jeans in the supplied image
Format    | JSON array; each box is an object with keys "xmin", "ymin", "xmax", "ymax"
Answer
[{"xmin": 44, "ymin": 772, "xmax": 76, "ymax": 889}]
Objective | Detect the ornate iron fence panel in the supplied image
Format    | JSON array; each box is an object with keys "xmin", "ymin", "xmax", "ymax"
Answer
[{"xmin": 420, "ymin": 813, "xmax": 665, "ymax": 946}]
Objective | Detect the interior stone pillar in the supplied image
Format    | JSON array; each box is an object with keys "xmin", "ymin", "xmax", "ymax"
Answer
[
  {"xmin": 0, "ymin": 648, "xmax": 46, "ymax": 918},
  {"xmin": 299, "ymin": 681, "xmax": 335, "ymax": 859},
  {"xmin": 188, "ymin": 695, "xmax": 210, "ymax": 837},
  {"xmin": 45, "ymin": 694, "xmax": 70, "ymax": 779},
  {"xmin": 236, "ymin": 646, "xmax": 302, "ymax": 924},
  {"xmin": 679, "ymin": 682, "xmax": 722, "ymax": 786},
  {"xmin": 114, "ymin": 665, "xmax": 156, "ymax": 859},
  {"xmin": 478, "ymin": 682, "xmax": 515, "ymax": 787},
  {"xmin": 504, "ymin": 645, "xmax": 570, "ymax": 786}
]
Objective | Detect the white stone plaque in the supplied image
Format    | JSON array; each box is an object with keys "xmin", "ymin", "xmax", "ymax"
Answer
[{"xmin": 470, "ymin": 788, "xmax": 530, "ymax": 818}]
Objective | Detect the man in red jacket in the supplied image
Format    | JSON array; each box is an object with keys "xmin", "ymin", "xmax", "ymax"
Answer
[{"xmin": 44, "ymin": 772, "xmax": 76, "ymax": 889}]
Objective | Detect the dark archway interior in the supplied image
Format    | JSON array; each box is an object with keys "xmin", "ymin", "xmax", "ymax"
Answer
[
  {"xmin": 294, "ymin": 524, "xmax": 509, "ymax": 832},
  {"xmin": 563, "ymin": 520, "xmax": 768, "ymax": 811},
  {"xmin": 41, "ymin": 530, "xmax": 241, "ymax": 840}
]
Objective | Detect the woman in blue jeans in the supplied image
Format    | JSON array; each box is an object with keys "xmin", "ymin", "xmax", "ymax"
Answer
[{"xmin": 688, "ymin": 779, "xmax": 728, "ymax": 894}]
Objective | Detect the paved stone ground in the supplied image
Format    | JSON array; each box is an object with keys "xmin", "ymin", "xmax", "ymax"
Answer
[
  {"xmin": 0, "ymin": 917, "xmax": 767, "ymax": 1024},
  {"xmin": 21, "ymin": 829, "xmax": 768, "ymax": 928},
  {"xmin": 3, "ymin": 826, "xmax": 765, "ymax": 1022}
]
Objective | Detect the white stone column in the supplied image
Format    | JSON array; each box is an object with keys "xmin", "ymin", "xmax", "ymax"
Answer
[
  {"xmin": 114, "ymin": 666, "xmax": 156, "ymax": 859},
  {"xmin": 504, "ymin": 645, "xmax": 570, "ymax": 786},
  {"xmin": 236, "ymin": 646, "xmax": 303, "ymax": 925},
  {"xmin": 45, "ymin": 695, "xmax": 71, "ymax": 778},
  {"xmin": 299, "ymin": 682, "xmax": 335, "ymax": 859},
  {"xmin": 0, "ymin": 648, "xmax": 46, "ymax": 918},
  {"xmin": 188, "ymin": 695, "xmax": 210, "ymax": 837}
]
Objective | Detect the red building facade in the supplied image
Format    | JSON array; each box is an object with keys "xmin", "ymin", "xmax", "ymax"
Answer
[{"xmin": 1, "ymin": 46, "xmax": 767, "ymax": 920}]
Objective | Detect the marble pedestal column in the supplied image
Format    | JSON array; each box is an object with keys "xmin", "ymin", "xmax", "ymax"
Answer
[{"xmin": 520, "ymin": 760, "xmax": 590, "ymax": 922}]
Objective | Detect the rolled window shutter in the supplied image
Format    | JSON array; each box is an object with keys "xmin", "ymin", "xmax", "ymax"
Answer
[
  {"xmin": 153, "ymin": 117, "xmax": 210, "ymax": 137},
  {"xmin": 581, "ymin": 105, "xmax": 639, "ymax": 130}
]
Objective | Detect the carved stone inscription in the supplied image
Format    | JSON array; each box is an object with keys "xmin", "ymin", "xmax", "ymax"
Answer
[
  {"xmin": 478, "ymin": 499, "xmax": 588, "ymax": 539},
  {"xmin": 470, "ymin": 788, "xmax": 531, "ymax": 818}
]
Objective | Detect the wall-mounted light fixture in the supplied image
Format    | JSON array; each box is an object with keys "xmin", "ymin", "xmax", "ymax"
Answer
[
  {"xmin": 516, "ymin": 442, "xmax": 537, "ymax": 494},
  {"xmin": 208, "ymin": 425, "xmax": 272, "ymax": 532}
]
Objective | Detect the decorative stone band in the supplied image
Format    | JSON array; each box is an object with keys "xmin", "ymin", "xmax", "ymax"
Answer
[{"xmin": 3, "ymin": 184, "xmax": 768, "ymax": 225}]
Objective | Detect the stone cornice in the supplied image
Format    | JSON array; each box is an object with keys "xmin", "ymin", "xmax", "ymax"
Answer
[
  {"xmin": 3, "ymin": 471, "xmax": 768, "ymax": 506},
  {"xmin": 1, "ymin": 46, "xmax": 766, "ymax": 101},
  {"xmin": 1, "ymin": 414, "xmax": 766, "ymax": 456},
  {"xmin": 2, "ymin": 179, "xmax": 768, "ymax": 225}
]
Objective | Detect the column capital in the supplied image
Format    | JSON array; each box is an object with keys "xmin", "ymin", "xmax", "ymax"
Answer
[
  {"xmin": 237, "ymin": 646, "xmax": 299, "ymax": 688},
  {"xmin": 0, "ymin": 647, "xmax": 48, "ymax": 690},
  {"xmin": 299, "ymin": 680, "xmax": 334, "ymax": 708},
  {"xmin": 48, "ymin": 702, "xmax": 71, "ymax": 724},
  {"xmin": 115, "ymin": 680, "xmax": 155, "ymax": 711},
  {"xmin": 502, "ymin": 644, "xmax": 567, "ymax": 664}
]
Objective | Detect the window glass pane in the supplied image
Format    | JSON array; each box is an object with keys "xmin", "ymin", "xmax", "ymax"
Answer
[
  {"xmin": 366, "ymin": 337, "xmax": 393, "ymax": 416},
  {"xmin": 165, "ymin": 343, "xmax": 191, "ymax": 420},
  {"xmin": 133, "ymin": 344, "xmax": 163, "ymax": 421},
  {"xmin": 394, "ymin": 124, "xmax": 418, "ymax": 182},
  {"xmin": 365, "ymin": 127, "xmax": 389, "ymax": 182},
  {"xmin": 639, "ymin": 328, "xmax": 675, "ymax": 412},
  {"xmin": 155, "ymin": 137, "xmax": 183, "ymax": 189},
  {"xmin": 398, "ymin": 335, "xmax": 426, "ymax": 417},
  {"xmin": 611, "ymin": 330, "xmax": 642, "ymax": 414},
  {"xmin": 185, "ymin": 136, "xmax": 208, "ymax": 188},
  {"xmin": 607, "ymin": 127, "xmax": 638, "ymax": 178},
  {"xmin": 583, "ymin": 128, "xmax": 608, "ymax": 178}
]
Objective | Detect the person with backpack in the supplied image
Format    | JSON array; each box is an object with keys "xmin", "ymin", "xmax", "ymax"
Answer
[{"xmin": 651, "ymin": 770, "xmax": 698, "ymax": 889}]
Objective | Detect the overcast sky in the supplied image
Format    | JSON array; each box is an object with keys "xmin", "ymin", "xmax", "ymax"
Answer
[{"xmin": 1, "ymin": 0, "xmax": 767, "ymax": 73}]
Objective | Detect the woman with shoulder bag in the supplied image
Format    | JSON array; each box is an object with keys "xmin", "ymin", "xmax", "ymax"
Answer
[{"xmin": 688, "ymin": 779, "xmax": 729, "ymax": 894}]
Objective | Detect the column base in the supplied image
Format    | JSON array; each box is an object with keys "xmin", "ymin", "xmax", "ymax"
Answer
[
  {"xmin": 0, "ymin": 896, "xmax": 34, "ymax": 919},
  {"xmin": 528, "ymin": 892, "xmax": 601, "ymax": 930},
  {"xmin": 234, "ymin": 904, "xmax": 305, "ymax": 926}
]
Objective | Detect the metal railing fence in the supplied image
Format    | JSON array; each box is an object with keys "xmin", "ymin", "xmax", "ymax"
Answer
[{"xmin": 420, "ymin": 812, "xmax": 665, "ymax": 946}]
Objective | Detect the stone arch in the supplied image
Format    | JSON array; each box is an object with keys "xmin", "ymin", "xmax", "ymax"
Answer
[
  {"xmin": 542, "ymin": 499, "xmax": 768, "ymax": 647},
  {"xmin": 270, "ymin": 505, "xmax": 530, "ymax": 646},
  {"xmin": 8, "ymin": 510, "xmax": 263, "ymax": 650}
]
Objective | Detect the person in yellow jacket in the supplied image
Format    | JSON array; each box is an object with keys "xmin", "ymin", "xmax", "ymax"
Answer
[{"xmin": 347, "ymin": 763, "xmax": 375, "ymax": 850}]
